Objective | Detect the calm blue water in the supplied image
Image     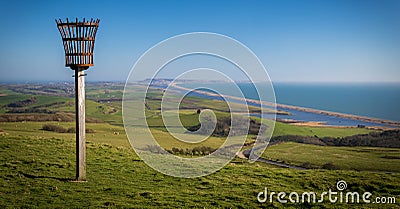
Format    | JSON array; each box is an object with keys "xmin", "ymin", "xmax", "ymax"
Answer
[
  {"xmin": 180, "ymin": 82, "xmax": 400, "ymax": 126},
  {"xmin": 273, "ymin": 83, "xmax": 400, "ymax": 122}
]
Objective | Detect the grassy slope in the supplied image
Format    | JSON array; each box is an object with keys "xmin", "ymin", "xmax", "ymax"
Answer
[
  {"xmin": 1, "ymin": 85, "xmax": 399, "ymax": 208},
  {"xmin": 0, "ymin": 135, "xmax": 399, "ymax": 208},
  {"xmin": 262, "ymin": 142, "xmax": 400, "ymax": 173}
]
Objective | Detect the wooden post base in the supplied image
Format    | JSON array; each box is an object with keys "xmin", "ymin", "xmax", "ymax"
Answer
[{"xmin": 75, "ymin": 69, "xmax": 86, "ymax": 181}]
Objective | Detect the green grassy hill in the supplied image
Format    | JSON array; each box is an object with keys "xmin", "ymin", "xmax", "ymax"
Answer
[
  {"xmin": 0, "ymin": 83, "xmax": 399, "ymax": 208},
  {"xmin": 1, "ymin": 133, "xmax": 399, "ymax": 208},
  {"xmin": 262, "ymin": 142, "xmax": 400, "ymax": 172}
]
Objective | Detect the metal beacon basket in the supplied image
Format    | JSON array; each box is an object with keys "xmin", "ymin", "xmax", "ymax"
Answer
[
  {"xmin": 55, "ymin": 18, "xmax": 99, "ymax": 181},
  {"xmin": 56, "ymin": 18, "xmax": 100, "ymax": 70}
]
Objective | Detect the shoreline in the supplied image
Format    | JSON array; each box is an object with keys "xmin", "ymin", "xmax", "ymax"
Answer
[{"xmin": 170, "ymin": 82, "xmax": 400, "ymax": 128}]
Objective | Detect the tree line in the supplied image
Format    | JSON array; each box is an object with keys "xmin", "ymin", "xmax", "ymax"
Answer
[{"xmin": 270, "ymin": 130, "xmax": 400, "ymax": 148}]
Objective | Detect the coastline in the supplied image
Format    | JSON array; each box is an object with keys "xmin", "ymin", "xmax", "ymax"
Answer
[{"xmin": 170, "ymin": 82, "xmax": 400, "ymax": 128}]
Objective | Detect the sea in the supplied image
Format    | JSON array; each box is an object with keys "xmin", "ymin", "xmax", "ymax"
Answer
[{"xmin": 179, "ymin": 82, "xmax": 400, "ymax": 127}]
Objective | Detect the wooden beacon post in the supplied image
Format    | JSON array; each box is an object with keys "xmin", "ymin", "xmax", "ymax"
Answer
[{"xmin": 56, "ymin": 18, "xmax": 100, "ymax": 181}]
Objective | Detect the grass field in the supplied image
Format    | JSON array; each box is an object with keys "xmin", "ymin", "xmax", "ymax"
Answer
[
  {"xmin": 262, "ymin": 142, "xmax": 400, "ymax": 172},
  {"xmin": 0, "ymin": 83, "xmax": 399, "ymax": 208},
  {"xmin": 272, "ymin": 122, "xmax": 372, "ymax": 137},
  {"xmin": 1, "ymin": 134, "xmax": 399, "ymax": 208}
]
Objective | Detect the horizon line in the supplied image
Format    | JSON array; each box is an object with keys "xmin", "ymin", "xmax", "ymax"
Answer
[{"xmin": 1, "ymin": 79, "xmax": 400, "ymax": 85}]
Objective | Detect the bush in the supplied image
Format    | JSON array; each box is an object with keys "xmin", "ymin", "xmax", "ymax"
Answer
[
  {"xmin": 42, "ymin": 124, "xmax": 95, "ymax": 134},
  {"xmin": 170, "ymin": 146, "xmax": 216, "ymax": 156},
  {"xmin": 67, "ymin": 127, "xmax": 76, "ymax": 133},
  {"xmin": 321, "ymin": 162, "xmax": 340, "ymax": 170},
  {"xmin": 86, "ymin": 128, "xmax": 95, "ymax": 133},
  {"xmin": 300, "ymin": 162, "xmax": 319, "ymax": 169},
  {"xmin": 67, "ymin": 127, "xmax": 96, "ymax": 133},
  {"xmin": 144, "ymin": 145, "xmax": 165, "ymax": 154},
  {"xmin": 186, "ymin": 116, "xmax": 267, "ymax": 137},
  {"xmin": 42, "ymin": 124, "xmax": 67, "ymax": 133},
  {"xmin": 6, "ymin": 96, "xmax": 37, "ymax": 108},
  {"xmin": 269, "ymin": 130, "xmax": 400, "ymax": 148}
]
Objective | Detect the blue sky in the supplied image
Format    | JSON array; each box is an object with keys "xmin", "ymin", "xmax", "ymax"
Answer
[{"xmin": 0, "ymin": 0, "xmax": 399, "ymax": 82}]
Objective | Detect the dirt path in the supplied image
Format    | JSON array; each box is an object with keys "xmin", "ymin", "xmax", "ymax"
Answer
[{"xmin": 238, "ymin": 149, "xmax": 307, "ymax": 170}]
